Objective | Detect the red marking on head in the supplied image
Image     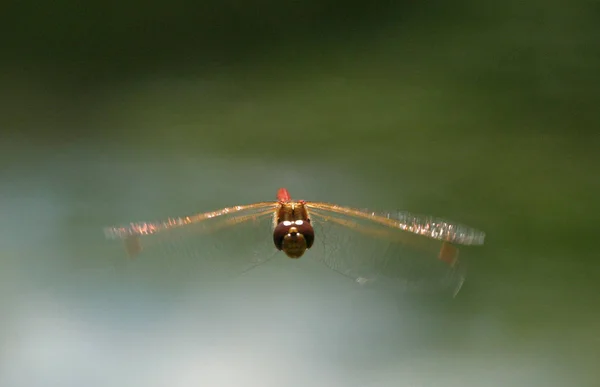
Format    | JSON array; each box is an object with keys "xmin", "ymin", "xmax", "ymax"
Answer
[{"xmin": 277, "ymin": 188, "xmax": 292, "ymax": 203}]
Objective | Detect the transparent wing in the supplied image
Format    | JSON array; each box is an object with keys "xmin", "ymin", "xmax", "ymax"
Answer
[
  {"xmin": 102, "ymin": 199, "xmax": 485, "ymax": 297},
  {"xmin": 306, "ymin": 203, "xmax": 485, "ymax": 297},
  {"xmin": 306, "ymin": 202, "xmax": 485, "ymax": 246},
  {"xmin": 104, "ymin": 202, "xmax": 278, "ymax": 241},
  {"xmin": 103, "ymin": 202, "xmax": 280, "ymax": 282}
]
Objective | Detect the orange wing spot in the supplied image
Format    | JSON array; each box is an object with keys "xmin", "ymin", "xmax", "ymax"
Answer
[
  {"xmin": 277, "ymin": 188, "xmax": 291, "ymax": 203},
  {"xmin": 439, "ymin": 241, "xmax": 459, "ymax": 266},
  {"xmin": 124, "ymin": 235, "xmax": 142, "ymax": 258}
]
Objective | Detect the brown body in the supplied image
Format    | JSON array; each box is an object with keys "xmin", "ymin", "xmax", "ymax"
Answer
[
  {"xmin": 274, "ymin": 201, "xmax": 309, "ymax": 226},
  {"xmin": 272, "ymin": 199, "xmax": 315, "ymax": 258}
]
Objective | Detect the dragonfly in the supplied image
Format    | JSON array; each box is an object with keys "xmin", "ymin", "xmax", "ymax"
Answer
[{"xmin": 104, "ymin": 188, "xmax": 486, "ymax": 296}]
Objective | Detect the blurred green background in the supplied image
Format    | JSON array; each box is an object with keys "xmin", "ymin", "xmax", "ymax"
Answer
[{"xmin": 1, "ymin": 1, "xmax": 598, "ymax": 386}]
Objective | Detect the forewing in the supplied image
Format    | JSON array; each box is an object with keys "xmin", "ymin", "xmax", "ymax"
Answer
[{"xmin": 306, "ymin": 202, "xmax": 485, "ymax": 246}]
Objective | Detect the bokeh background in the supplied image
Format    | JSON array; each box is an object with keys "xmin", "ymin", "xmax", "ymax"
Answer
[{"xmin": 1, "ymin": 1, "xmax": 598, "ymax": 386}]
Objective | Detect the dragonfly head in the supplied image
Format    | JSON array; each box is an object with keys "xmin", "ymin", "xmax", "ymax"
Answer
[{"xmin": 273, "ymin": 220, "xmax": 315, "ymax": 259}]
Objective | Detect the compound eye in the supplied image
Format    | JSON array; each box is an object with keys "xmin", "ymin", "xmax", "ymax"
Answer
[
  {"xmin": 293, "ymin": 220, "xmax": 314, "ymax": 248},
  {"xmin": 273, "ymin": 222, "xmax": 290, "ymax": 250}
]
